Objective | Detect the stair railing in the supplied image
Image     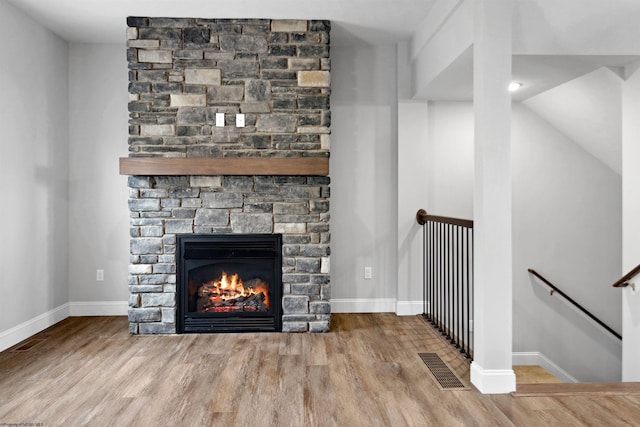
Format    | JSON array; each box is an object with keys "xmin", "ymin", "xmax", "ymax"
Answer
[
  {"xmin": 528, "ymin": 269, "xmax": 621, "ymax": 340},
  {"xmin": 611, "ymin": 263, "xmax": 640, "ymax": 290},
  {"xmin": 416, "ymin": 209, "xmax": 474, "ymax": 359}
]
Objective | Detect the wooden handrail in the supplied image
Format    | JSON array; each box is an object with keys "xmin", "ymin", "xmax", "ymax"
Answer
[
  {"xmin": 611, "ymin": 263, "xmax": 640, "ymax": 288},
  {"xmin": 528, "ymin": 269, "xmax": 621, "ymax": 340},
  {"xmin": 416, "ymin": 209, "xmax": 474, "ymax": 228}
]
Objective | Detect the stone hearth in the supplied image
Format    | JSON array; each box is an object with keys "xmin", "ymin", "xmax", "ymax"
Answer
[{"xmin": 124, "ymin": 18, "xmax": 331, "ymax": 334}]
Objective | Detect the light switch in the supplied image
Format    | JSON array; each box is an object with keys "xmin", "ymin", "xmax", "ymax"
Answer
[
  {"xmin": 236, "ymin": 113, "xmax": 245, "ymax": 128},
  {"xmin": 215, "ymin": 113, "xmax": 225, "ymax": 127}
]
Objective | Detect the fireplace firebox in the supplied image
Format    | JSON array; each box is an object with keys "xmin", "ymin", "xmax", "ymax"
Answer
[{"xmin": 176, "ymin": 234, "xmax": 282, "ymax": 333}]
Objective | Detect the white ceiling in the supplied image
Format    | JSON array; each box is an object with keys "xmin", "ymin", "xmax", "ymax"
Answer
[{"xmin": 5, "ymin": 0, "xmax": 437, "ymax": 45}]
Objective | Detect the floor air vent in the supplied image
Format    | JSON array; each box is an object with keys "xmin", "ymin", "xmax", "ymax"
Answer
[{"xmin": 419, "ymin": 352, "xmax": 468, "ymax": 390}]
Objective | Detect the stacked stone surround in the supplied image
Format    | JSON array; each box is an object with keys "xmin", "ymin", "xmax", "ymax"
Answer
[{"xmin": 125, "ymin": 18, "xmax": 331, "ymax": 334}]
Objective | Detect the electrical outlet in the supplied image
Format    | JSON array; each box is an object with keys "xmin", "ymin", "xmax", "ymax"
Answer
[
  {"xmin": 96, "ymin": 269, "xmax": 104, "ymax": 282},
  {"xmin": 236, "ymin": 113, "xmax": 245, "ymax": 128},
  {"xmin": 215, "ymin": 113, "xmax": 225, "ymax": 127},
  {"xmin": 364, "ymin": 267, "xmax": 372, "ymax": 279}
]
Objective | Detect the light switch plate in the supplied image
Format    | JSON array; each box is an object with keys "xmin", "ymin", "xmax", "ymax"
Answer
[
  {"xmin": 215, "ymin": 113, "xmax": 225, "ymax": 127},
  {"xmin": 236, "ymin": 113, "xmax": 245, "ymax": 128}
]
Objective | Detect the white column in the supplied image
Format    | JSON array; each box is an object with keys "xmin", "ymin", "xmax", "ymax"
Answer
[
  {"xmin": 622, "ymin": 64, "xmax": 640, "ymax": 381},
  {"xmin": 470, "ymin": 0, "xmax": 516, "ymax": 393}
]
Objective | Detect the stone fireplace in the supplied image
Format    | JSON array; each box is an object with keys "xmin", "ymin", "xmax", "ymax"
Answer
[
  {"xmin": 123, "ymin": 18, "xmax": 331, "ymax": 334},
  {"xmin": 176, "ymin": 233, "xmax": 283, "ymax": 332}
]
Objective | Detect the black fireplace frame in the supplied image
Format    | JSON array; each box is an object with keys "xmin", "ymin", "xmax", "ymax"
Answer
[{"xmin": 176, "ymin": 233, "xmax": 283, "ymax": 333}]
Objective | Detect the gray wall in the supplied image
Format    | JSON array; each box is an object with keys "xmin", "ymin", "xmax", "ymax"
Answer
[
  {"xmin": 68, "ymin": 43, "xmax": 130, "ymax": 304},
  {"xmin": 425, "ymin": 101, "xmax": 622, "ymax": 381},
  {"xmin": 330, "ymin": 44, "xmax": 399, "ymax": 309},
  {"xmin": 0, "ymin": 1, "xmax": 69, "ymax": 331}
]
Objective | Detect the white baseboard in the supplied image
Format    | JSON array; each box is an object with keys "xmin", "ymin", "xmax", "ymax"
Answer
[
  {"xmin": 512, "ymin": 351, "xmax": 578, "ymax": 383},
  {"xmin": 396, "ymin": 300, "xmax": 424, "ymax": 316},
  {"xmin": 69, "ymin": 301, "xmax": 129, "ymax": 316},
  {"xmin": 0, "ymin": 303, "xmax": 70, "ymax": 353},
  {"xmin": 330, "ymin": 298, "xmax": 396, "ymax": 313},
  {"xmin": 470, "ymin": 361, "xmax": 517, "ymax": 394}
]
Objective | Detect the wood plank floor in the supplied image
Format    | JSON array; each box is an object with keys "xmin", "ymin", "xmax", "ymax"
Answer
[{"xmin": 1, "ymin": 313, "xmax": 639, "ymax": 426}]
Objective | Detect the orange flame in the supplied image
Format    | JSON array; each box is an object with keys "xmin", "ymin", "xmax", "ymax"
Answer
[{"xmin": 200, "ymin": 271, "xmax": 270, "ymax": 308}]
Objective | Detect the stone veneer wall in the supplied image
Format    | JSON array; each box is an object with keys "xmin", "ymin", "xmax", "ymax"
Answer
[{"xmin": 125, "ymin": 18, "xmax": 331, "ymax": 334}]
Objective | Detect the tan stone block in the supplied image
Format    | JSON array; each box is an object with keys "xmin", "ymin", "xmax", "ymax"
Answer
[
  {"xmin": 138, "ymin": 50, "xmax": 172, "ymax": 63},
  {"xmin": 127, "ymin": 27, "xmax": 138, "ymax": 40},
  {"xmin": 190, "ymin": 176, "xmax": 222, "ymax": 188},
  {"xmin": 170, "ymin": 94, "xmax": 206, "ymax": 107},
  {"xmin": 128, "ymin": 40, "xmax": 160, "ymax": 49},
  {"xmin": 298, "ymin": 71, "xmax": 330, "ymax": 87},
  {"xmin": 298, "ymin": 126, "xmax": 330, "ymax": 134},
  {"xmin": 140, "ymin": 125, "xmax": 175, "ymax": 136},
  {"xmin": 271, "ymin": 20, "xmax": 308, "ymax": 32},
  {"xmin": 320, "ymin": 134, "xmax": 330, "ymax": 150},
  {"xmin": 185, "ymin": 69, "xmax": 221, "ymax": 86},
  {"xmin": 240, "ymin": 102, "xmax": 270, "ymax": 113},
  {"xmin": 274, "ymin": 223, "xmax": 307, "ymax": 234}
]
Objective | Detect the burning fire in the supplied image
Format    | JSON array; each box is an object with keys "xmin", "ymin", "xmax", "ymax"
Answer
[{"xmin": 198, "ymin": 271, "xmax": 270, "ymax": 309}]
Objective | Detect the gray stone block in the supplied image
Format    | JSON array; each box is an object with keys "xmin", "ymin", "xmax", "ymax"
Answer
[
  {"xmin": 245, "ymin": 79, "xmax": 271, "ymax": 101},
  {"xmin": 177, "ymin": 107, "xmax": 207, "ymax": 124},
  {"xmin": 299, "ymin": 245, "xmax": 329, "ymax": 257},
  {"xmin": 279, "ymin": 186, "xmax": 321, "ymax": 199},
  {"xmin": 140, "ymin": 226, "xmax": 163, "ymax": 237},
  {"xmin": 153, "ymin": 263, "xmax": 175, "ymax": 274},
  {"xmin": 282, "ymin": 315, "xmax": 315, "ymax": 322},
  {"xmin": 282, "ymin": 322, "xmax": 308, "ymax": 332},
  {"xmin": 183, "ymin": 27, "xmax": 210, "ymax": 45},
  {"xmin": 269, "ymin": 45, "xmax": 296, "ymax": 56},
  {"xmin": 260, "ymin": 58, "xmax": 288, "ymax": 69},
  {"xmin": 283, "ymin": 296, "xmax": 309, "ymax": 314},
  {"xmin": 201, "ymin": 192, "xmax": 243, "ymax": 208},
  {"xmin": 273, "ymin": 202, "xmax": 308, "ymax": 215},
  {"xmin": 219, "ymin": 35, "xmax": 267, "ymax": 52},
  {"xmin": 296, "ymin": 257, "xmax": 321, "ymax": 273},
  {"xmin": 256, "ymin": 115, "xmax": 297, "ymax": 133},
  {"xmin": 207, "ymin": 86, "xmax": 245, "ymax": 102},
  {"xmin": 128, "ymin": 198, "xmax": 160, "ymax": 212},
  {"xmin": 310, "ymin": 274, "xmax": 330, "ymax": 285},
  {"xmin": 171, "ymin": 208, "xmax": 196, "ymax": 219},
  {"xmin": 292, "ymin": 283, "xmax": 320, "ymax": 295},
  {"xmin": 165, "ymin": 219, "xmax": 193, "ymax": 233},
  {"xmin": 130, "ymin": 238, "xmax": 163, "ymax": 255},
  {"xmin": 195, "ymin": 209, "xmax": 229, "ymax": 226},
  {"xmin": 139, "ymin": 323, "xmax": 176, "ymax": 334},
  {"xmin": 298, "ymin": 45, "xmax": 329, "ymax": 58},
  {"xmin": 128, "ymin": 307, "xmax": 161, "ymax": 322},
  {"xmin": 230, "ymin": 213, "xmax": 273, "ymax": 233},
  {"xmin": 187, "ymin": 145, "xmax": 223, "ymax": 158},
  {"xmin": 309, "ymin": 301, "xmax": 330, "ymax": 314},
  {"xmin": 139, "ymin": 274, "xmax": 169, "ymax": 285},
  {"xmin": 309, "ymin": 321, "xmax": 330, "ymax": 333},
  {"xmin": 162, "ymin": 308, "xmax": 176, "ymax": 323},
  {"xmin": 129, "ymin": 294, "xmax": 140, "ymax": 308},
  {"xmin": 298, "ymin": 95, "xmax": 329, "ymax": 110},
  {"xmin": 129, "ymin": 284, "xmax": 164, "ymax": 293},
  {"xmin": 139, "ymin": 255, "xmax": 159, "ymax": 263},
  {"xmin": 141, "ymin": 293, "xmax": 175, "ymax": 307},
  {"xmin": 223, "ymin": 176, "xmax": 254, "ymax": 191},
  {"xmin": 217, "ymin": 60, "xmax": 260, "ymax": 79}
]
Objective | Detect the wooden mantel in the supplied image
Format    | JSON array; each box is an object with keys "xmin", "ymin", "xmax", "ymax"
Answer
[{"xmin": 119, "ymin": 157, "xmax": 329, "ymax": 176}]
